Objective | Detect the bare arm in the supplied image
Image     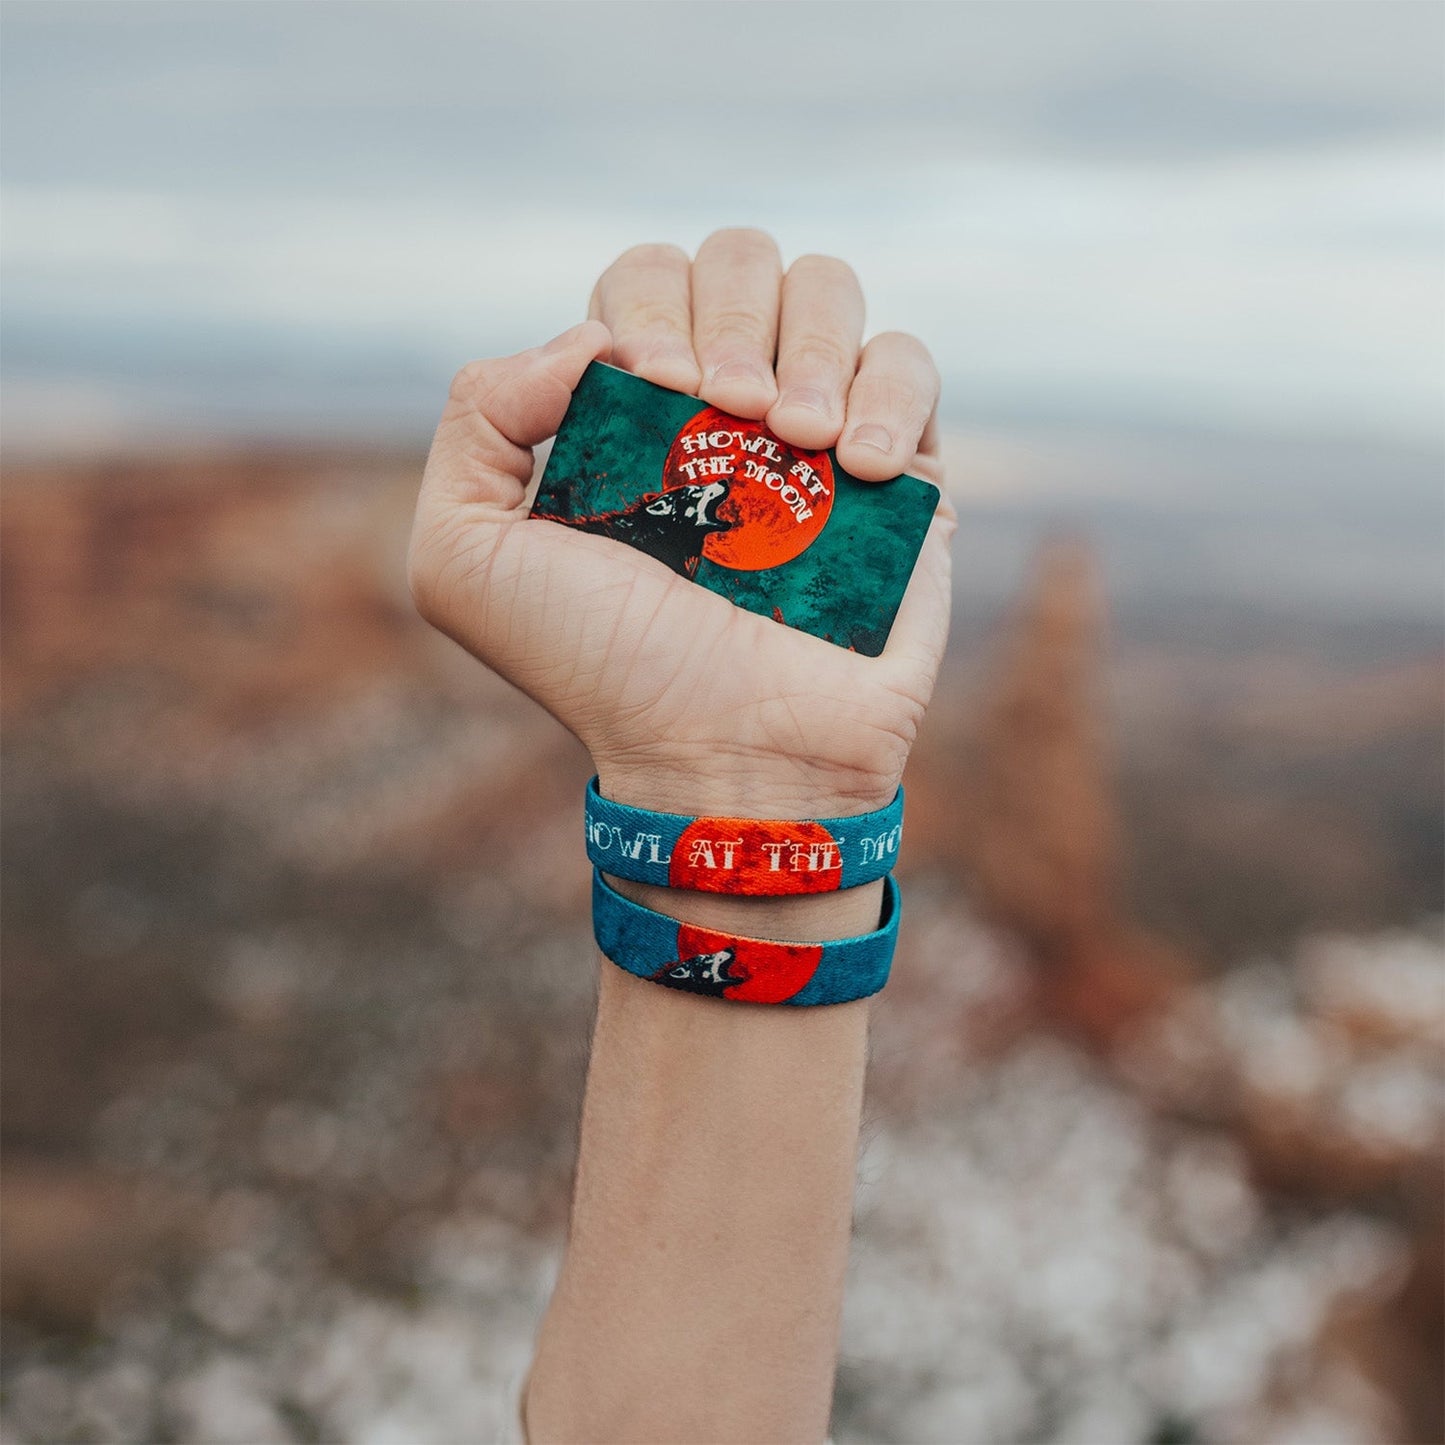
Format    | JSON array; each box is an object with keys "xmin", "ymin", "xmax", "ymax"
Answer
[
  {"xmin": 528, "ymin": 879, "xmax": 884, "ymax": 1443},
  {"xmin": 407, "ymin": 231, "xmax": 952, "ymax": 1443}
]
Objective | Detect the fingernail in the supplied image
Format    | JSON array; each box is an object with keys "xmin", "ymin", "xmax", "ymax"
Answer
[
  {"xmin": 847, "ymin": 423, "xmax": 894, "ymax": 453},
  {"xmin": 706, "ymin": 358, "xmax": 772, "ymax": 390},
  {"xmin": 778, "ymin": 385, "xmax": 834, "ymax": 416}
]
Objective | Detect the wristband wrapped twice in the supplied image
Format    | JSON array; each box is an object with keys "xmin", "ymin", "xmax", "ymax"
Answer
[
  {"xmin": 584, "ymin": 776, "xmax": 904, "ymax": 895},
  {"xmin": 592, "ymin": 869, "xmax": 899, "ymax": 1006}
]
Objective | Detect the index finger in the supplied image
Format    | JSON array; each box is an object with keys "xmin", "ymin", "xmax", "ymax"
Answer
[{"xmin": 589, "ymin": 243, "xmax": 702, "ymax": 395}]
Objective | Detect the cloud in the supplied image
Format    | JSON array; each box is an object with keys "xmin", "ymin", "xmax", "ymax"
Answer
[
  {"xmin": 1, "ymin": 2, "xmax": 1440, "ymax": 450},
  {"xmin": 3, "ymin": 0, "xmax": 1442, "ymax": 197},
  {"xmin": 6, "ymin": 131, "xmax": 1441, "ymax": 445}
]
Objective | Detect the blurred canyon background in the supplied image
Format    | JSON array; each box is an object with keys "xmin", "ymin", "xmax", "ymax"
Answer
[{"xmin": 1, "ymin": 4, "xmax": 1442, "ymax": 1443}]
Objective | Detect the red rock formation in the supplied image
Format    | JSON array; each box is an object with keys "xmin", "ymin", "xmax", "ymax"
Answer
[
  {"xmin": 1, "ymin": 452, "xmax": 418, "ymax": 725},
  {"xmin": 949, "ymin": 541, "xmax": 1190, "ymax": 1044}
]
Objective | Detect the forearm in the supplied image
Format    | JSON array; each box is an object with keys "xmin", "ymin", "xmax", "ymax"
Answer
[
  {"xmin": 526, "ymin": 878, "xmax": 883, "ymax": 1445},
  {"xmin": 407, "ymin": 232, "xmax": 950, "ymax": 1444}
]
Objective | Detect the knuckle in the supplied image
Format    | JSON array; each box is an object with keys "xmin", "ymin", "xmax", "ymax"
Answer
[
  {"xmin": 700, "ymin": 226, "xmax": 781, "ymax": 265},
  {"xmin": 614, "ymin": 298, "xmax": 689, "ymax": 341},
  {"xmin": 783, "ymin": 334, "xmax": 857, "ymax": 378},
  {"xmin": 864, "ymin": 375, "xmax": 911, "ymax": 416},
  {"xmin": 697, "ymin": 304, "xmax": 771, "ymax": 349},
  {"xmin": 790, "ymin": 253, "xmax": 858, "ymax": 292},
  {"xmin": 609, "ymin": 241, "xmax": 690, "ymax": 276},
  {"xmin": 872, "ymin": 330, "xmax": 939, "ymax": 382},
  {"xmin": 857, "ymin": 374, "xmax": 929, "ymax": 426},
  {"xmin": 906, "ymin": 356, "xmax": 941, "ymax": 410},
  {"xmin": 607, "ymin": 334, "xmax": 649, "ymax": 370},
  {"xmin": 447, "ymin": 358, "xmax": 498, "ymax": 410}
]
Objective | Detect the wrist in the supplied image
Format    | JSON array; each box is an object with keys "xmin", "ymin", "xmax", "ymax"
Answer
[
  {"xmin": 593, "ymin": 752, "xmax": 900, "ymax": 821},
  {"xmin": 587, "ymin": 752, "xmax": 903, "ymax": 985}
]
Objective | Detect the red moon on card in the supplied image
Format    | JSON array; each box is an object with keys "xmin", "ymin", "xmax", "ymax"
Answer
[{"xmin": 662, "ymin": 407, "xmax": 833, "ymax": 570}]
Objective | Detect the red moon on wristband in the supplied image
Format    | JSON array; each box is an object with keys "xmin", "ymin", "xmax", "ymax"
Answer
[
  {"xmin": 673, "ymin": 922, "xmax": 825, "ymax": 1004},
  {"xmin": 592, "ymin": 868, "xmax": 900, "ymax": 1006},
  {"xmin": 668, "ymin": 817, "xmax": 844, "ymax": 895},
  {"xmin": 584, "ymin": 776, "xmax": 904, "ymax": 896}
]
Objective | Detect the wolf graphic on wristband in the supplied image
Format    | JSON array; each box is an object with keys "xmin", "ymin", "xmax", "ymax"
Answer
[
  {"xmin": 591, "ymin": 870, "xmax": 900, "ymax": 1005},
  {"xmin": 584, "ymin": 777, "xmax": 904, "ymax": 895}
]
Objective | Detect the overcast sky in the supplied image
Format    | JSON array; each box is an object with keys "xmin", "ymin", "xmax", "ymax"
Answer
[{"xmin": 2, "ymin": 0, "xmax": 1442, "ymax": 455}]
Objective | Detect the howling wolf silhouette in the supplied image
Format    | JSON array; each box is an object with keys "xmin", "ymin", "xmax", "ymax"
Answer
[
  {"xmin": 545, "ymin": 480, "xmax": 733, "ymax": 577},
  {"xmin": 653, "ymin": 948, "xmax": 739, "ymax": 998}
]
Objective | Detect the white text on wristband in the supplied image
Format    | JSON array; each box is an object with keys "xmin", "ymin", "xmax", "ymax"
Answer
[{"xmin": 583, "ymin": 777, "xmax": 904, "ymax": 895}]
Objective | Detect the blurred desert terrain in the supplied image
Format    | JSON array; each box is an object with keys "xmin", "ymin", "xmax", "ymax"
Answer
[{"xmin": 1, "ymin": 448, "xmax": 1440, "ymax": 1444}]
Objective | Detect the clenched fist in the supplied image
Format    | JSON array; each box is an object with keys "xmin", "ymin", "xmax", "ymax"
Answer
[{"xmin": 407, "ymin": 228, "xmax": 955, "ymax": 818}]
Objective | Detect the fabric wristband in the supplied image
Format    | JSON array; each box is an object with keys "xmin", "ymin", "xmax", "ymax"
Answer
[
  {"xmin": 584, "ymin": 776, "xmax": 904, "ymax": 895},
  {"xmin": 591, "ymin": 868, "xmax": 899, "ymax": 1006}
]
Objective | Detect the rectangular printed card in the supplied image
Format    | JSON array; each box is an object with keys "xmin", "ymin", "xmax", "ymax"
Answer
[{"xmin": 530, "ymin": 361, "xmax": 940, "ymax": 656}]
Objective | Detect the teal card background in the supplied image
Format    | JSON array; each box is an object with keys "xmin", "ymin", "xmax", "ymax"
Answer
[{"xmin": 531, "ymin": 362, "xmax": 939, "ymax": 656}]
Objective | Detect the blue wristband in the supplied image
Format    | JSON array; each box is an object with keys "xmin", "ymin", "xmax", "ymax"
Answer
[
  {"xmin": 591, "ymin": 868, "xmax": 899, "ymax": 1005},
  {"xmin": 584, "ymin": 776, "xmax": 904, "ymax": 895}
]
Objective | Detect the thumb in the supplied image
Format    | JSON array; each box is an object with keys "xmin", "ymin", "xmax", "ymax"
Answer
[
  {"xmin": 423, "ymin": 320, "xmax": 613, "ymax": 510},
  {"xmin": 408, "ymin": 320, "xmax": 611, "ymax": 633}
]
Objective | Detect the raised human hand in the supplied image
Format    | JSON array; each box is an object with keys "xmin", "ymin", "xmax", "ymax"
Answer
[{"xmin": 407, "ymin": 228, "xmax": 954, "ymax": 817}]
